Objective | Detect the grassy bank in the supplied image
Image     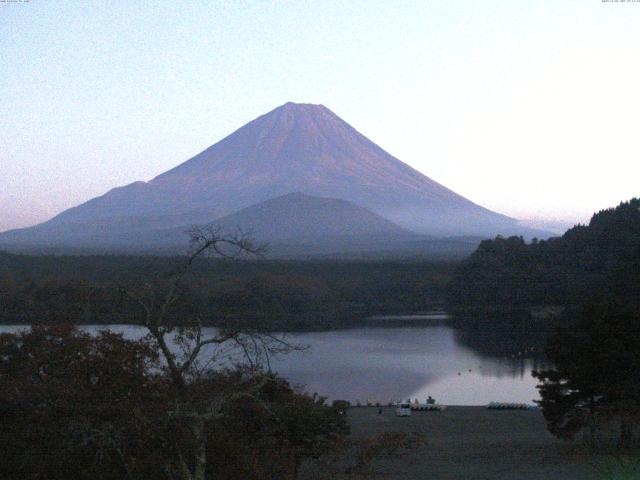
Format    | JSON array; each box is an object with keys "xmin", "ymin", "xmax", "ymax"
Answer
[{"xmin": 301, "ymin": 406, "xmax": 602, "ymax": 479}]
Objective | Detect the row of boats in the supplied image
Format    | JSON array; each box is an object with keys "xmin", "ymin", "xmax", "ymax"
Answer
[
  {"xmin": 395, "ymin": 402, "xmax": 447, "ymax": 416},
  {"xmin": 486, "ymin": 402, "xmax": 533, "ymax": 410},
  {"xmin": 394, "ymin": 401, "xmax": 534, "ymax": 416}
]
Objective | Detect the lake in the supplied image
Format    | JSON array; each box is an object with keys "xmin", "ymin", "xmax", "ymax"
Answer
[{"xmin": 0, "ymin": 322, "xmax": 543, "ymax": 406}]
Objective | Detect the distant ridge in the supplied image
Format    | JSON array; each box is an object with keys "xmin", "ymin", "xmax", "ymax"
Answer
[
  {"xmin": 0, "ymin": 102, "xmax": 547, "ymax": 253},
  {"xmin": 209, "ymin": 193, "xmax": 410, "ymax": 241}
]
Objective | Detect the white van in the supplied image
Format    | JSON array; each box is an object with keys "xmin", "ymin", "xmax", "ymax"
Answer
[{"xmin": 395, "ymin": 403, "xmax": 412, "ymax": 417}]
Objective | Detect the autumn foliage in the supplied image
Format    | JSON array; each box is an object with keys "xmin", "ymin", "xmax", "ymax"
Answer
[{"xmin": 0, "ymin": 325, "xmax": 347, "ymax": 479}]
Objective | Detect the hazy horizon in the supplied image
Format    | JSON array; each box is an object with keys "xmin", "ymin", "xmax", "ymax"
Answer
[{"xmin": 2, "ymin": 1, "xmax": 639, "ymax": 232}]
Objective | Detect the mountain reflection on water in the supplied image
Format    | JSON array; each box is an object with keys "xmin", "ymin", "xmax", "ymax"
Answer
[
  {"xmin": 0, "ymin": 312, "xmax": 548, "ymax": 406},
  {"xmin": 272, "ymin": 323, "xmax": 546, "ymax": 406}
]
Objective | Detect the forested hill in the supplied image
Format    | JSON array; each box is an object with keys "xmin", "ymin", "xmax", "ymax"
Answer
[
  {"xmin": 0, "ymin": 252, "xmax": 455, "ymax": 330},
  {"xmin": 447, "ymin": 198, "xmax": 640, "ymax": 310}
]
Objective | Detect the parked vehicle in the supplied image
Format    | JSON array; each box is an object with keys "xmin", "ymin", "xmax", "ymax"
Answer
[{"xmin": 395, "ymin": 403, "xmax": 412, "ymax": 417}]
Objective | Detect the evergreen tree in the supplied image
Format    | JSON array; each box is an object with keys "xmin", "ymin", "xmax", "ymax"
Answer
[{"xmin": 533, "ymin": 303, "xmax": 640, "ymax": 446}]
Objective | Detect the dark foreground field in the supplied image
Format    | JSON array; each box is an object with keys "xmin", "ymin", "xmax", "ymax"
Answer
[{"xmin": 303, "ymin": 406, "xmax": 602, "ymax": 480}]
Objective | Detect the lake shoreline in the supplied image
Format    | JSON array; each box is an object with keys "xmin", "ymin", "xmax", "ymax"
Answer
[
  {"xmin": 1, "ymin": 323, "xmax": 543, "ymax": 406},
  {"xmin": 0, "ymin": 311, "xmax": 453, "ymax": 333}
]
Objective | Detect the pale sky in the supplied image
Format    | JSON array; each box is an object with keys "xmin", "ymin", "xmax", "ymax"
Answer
[{"xmin": 1, "ymin": 0, "xmax": 639, "ymax": 232}]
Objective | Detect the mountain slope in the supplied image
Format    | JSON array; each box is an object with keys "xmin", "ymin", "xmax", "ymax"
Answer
[
  {"xmin": 209, "ymin": 193, "xmax": 411, "ymax": 241},
  {"xmin": 1, "ymin": 102, "xmax": 535, "ymax": 250},
  {"xmin": 0, "ymin": 193, "xmax": 414, "ymax": 250}
]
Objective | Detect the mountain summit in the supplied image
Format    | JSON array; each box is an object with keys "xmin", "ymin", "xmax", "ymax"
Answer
[{"xmin": 1, "ymin": 102, "xmax": 530, "ymax": 250}]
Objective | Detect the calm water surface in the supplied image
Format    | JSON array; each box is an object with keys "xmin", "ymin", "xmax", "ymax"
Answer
[{"xmin": 0, "ymin": 323, "xmax": 542, "ymax": 406}]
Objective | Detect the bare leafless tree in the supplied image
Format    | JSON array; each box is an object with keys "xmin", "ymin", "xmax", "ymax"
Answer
[{"xmin": 118, "ymin": 226, "xmax": 302, "ymax": 480}]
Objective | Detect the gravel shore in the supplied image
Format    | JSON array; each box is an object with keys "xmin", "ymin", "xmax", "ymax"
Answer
[{"xmin": 315, "ymin": 406, "xmax": 602, "ymax": 480}]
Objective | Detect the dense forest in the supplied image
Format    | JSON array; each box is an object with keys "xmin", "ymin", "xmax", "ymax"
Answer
[
  {"xmin": 447, "ymin": 198, "xmax": 640, "ymax": 311},
  {"xmin": 4, "ymin": 198, "xmax": 638, "ymax": 335},
  {"xmin": 0, "ymin": 253, "xmax": 455, "ymax": 330}
]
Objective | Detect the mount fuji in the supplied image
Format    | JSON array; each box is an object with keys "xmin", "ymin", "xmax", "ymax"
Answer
[{"xmin": 0, "ymin": 102, "xmax": 542, "ymax": 254}]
